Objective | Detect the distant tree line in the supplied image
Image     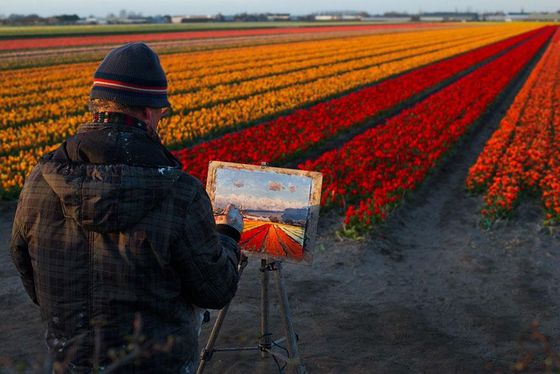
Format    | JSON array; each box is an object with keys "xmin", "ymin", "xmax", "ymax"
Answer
[
  {"xmin": 0, "ymin": 14, "xmax": 81, "ymax": 25},
  {"xmin": 0, "ymin": 13, "xmax": 172, "ymax": 25}
]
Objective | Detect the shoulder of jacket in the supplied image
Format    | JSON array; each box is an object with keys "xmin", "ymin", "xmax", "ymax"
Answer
[
  {"xmin": 20, "ymin": 163, "xmax": 47, "ymax": 196},
  {"xmin": 171, "ymin": 171, "xmax": 208, "ymax": 202}
]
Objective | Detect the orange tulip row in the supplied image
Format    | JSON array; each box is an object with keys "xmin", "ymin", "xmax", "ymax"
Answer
[{"xmin": 466, "ymin": 28, "xmax": 560, "ymax": 224}]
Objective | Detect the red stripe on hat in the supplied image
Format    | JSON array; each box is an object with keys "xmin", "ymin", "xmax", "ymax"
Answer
[{"xmin": 93, "ymin": 78, "xmax": 167, "ymax": 93}]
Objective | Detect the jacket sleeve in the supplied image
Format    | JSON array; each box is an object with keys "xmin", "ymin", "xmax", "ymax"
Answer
[
  {"xmin": 10, "ymin": 205, "xmax": 38, "ymax": 305},
  {"xmin": 173, "ymin": 185, "xmax": 241, "ymax": 310}
]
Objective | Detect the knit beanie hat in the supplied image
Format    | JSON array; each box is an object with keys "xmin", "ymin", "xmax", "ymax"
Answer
[{"xmin": 90, "ymin": 42, "xmax": 170, "ymax": 108}]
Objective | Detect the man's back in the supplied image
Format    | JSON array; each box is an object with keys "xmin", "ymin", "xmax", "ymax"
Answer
[{"xmin": 11, "ymin": 121, "xmax": 240, "ymax": 373}]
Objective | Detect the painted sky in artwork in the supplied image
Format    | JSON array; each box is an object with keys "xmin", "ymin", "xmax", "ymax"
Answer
[{"xmin": 214, "ymin": 168, "xmax": 312, "ymax": 211}]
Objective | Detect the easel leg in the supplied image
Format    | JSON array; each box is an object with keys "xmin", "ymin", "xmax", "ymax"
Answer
[
  {"xmin": 273, "ymin": 262, "xmax": 307, "ymax": 374},
  {"xmin": 196, "ymin": 256, "xmax": 248, "ymax": 374},
  {"xmin": 196, "ymin": 258, "xmax": 306, "ymax": 374},
  {"xmin": 196, "ymin": 304, "xmax": 230, "ymax": 374},
  {"xmin": 260, "ymin": 259, "xmax": 271, "ymax": 358}
]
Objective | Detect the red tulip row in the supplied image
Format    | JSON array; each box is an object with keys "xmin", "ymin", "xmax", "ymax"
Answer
[
  {"xmin": 298, "ymin": 26, "xmax": 555, "ymax": 231},
  {"xmin": 466, "ymin": 28, "xmax": 560, "ymax": 225},
  {"xmin": 173, "ymin": 27, "xmax": 547, "ymax": 184}
]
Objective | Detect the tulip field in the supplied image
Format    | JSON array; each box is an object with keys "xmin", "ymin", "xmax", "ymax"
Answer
[
  {"xmin": 466, "ymin": 28, "xmax": 560, "ymax": 225},
  {"xmin": 1, "ymin": 22, "xmax": 559, "ymax": 229},
  {"xmin": 301, "ymin": 26, "xmax": 556, "ymax": 230}
]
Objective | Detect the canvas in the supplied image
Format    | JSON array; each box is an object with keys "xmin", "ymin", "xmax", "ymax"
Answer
[{"xmin": 207, "ymin": 161, "xmax": 322, "ymax": 264}]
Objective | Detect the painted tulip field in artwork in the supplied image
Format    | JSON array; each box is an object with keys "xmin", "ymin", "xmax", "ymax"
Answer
[{"xmin": 207, "ymin": 162, "xmax": 321, "ymax": 263}]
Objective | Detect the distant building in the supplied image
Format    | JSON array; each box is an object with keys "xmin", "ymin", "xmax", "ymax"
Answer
[
  {"xmin": 121, "ymin": 18, "xmax": 149, "ymax": 24},
  {"xmin": 419, "ymin": 12, "xmax": 478, "ymax": 22},
  {"xmin": 171, "ymin": 15, "xmax": 217, "ymax": 23},
  {"xmin": 481, "ymin": 12, "xmax": 507, "ymax": 21},
  {"xmin": 148, "ymin": 16, "xmax": 169, "ymax": 24},
  {"xmin": 314, "ymin": 15, "xmax": 343, "ymax": 21},
  {"xmin": 170, "ymin": 16, "xmax": 185, "ymax": 24},
  {"xmin": 481, "ymin": 11, "xmax": 536, "ymax": 22},
  {"xmin": 527, "ymin": 12, "xmax": 560, "ymax": 21},
  {"xmin": 341, "ymin": 15, "xmax": 361, "ymax": 20},
  {"xmin": 313, "ymin": 10, "xmax": 368, "ymax": 21},
  {"xmin": 76, "ymin": 16, "xmax": 105, "ymax": 25},
  {"xmin": 266, "ymin": 13, "xmax": 290, "ymax": 21},
  {"xmin": 362, "ymin": 16, "xmax": 411, "ymax": 23},
  {"xmin": 419, "ymin": 15, "xmax": 444, "ymax": 22},
  {"xmin": 507, "ymin": 12, "xmax": 530, "ymax": 21},
  {"xmin": 362, "ymin": 12, "xmax": 411, "ymax": 23}
]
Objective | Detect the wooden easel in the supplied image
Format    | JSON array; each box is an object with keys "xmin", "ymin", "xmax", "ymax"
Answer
[{"xmin": 196, "ymin": 256, "xmax": 306, "ymax": 374}]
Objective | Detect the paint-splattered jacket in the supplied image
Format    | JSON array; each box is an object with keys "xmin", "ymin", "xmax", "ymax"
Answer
[{"xmin": 10, "ymin": 121, "xmax": 240, "ymax": 373}]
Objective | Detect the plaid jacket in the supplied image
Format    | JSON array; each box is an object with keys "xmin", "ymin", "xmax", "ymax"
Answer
[{"xmin": 10, "ymin": 122, "xmax": 240, "ymax": 373}]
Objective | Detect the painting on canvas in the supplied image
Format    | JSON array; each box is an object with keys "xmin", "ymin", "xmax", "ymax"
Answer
[{"xmin": 207, "ymin": 162, "xmax": 322, "ymax": 264}]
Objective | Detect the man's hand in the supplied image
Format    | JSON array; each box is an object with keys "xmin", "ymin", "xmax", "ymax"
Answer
[{"xmin": 216, "ymin": 204, "xmax": 244, "ymax": 233}]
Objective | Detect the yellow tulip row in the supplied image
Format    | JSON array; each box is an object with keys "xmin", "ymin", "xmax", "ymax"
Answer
[
  {"xmin": 0, "ymin": 29, "xmax": 459, "ymax": 111},
  {"xmin": 1, "ymin": 27, "xmax": 468, "ymax": 104},
  {"xmin": 1, "ymin": 29, "xmax": 499, "ymax": 127},
  {"xmin": 167, "ymin": 31, "xmax": 503, "ymax": 113},
  {"xmin": 1, "ymin": 30, "xmax": 440, "ymax": 94},
  {"xmin": 162, "ymin": 28, "xmax": 484, "ymax": 86},
  {"xmin": 1, "ymin": 144, "xmax": 59, "ymax": 197},
  {"xmin": 0, "ymin": 24, "xmax": 541, "ymax": 195},
  {"xmin": 3, "ymin": 33, "xmax": 366, "ymax": 84}
]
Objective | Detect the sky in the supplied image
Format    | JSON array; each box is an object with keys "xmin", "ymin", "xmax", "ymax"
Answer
[
  {"xmin": 1, "ymin": 0, "xmax": 558, "ymax": 18},
  {"xmin": 213, "ymin": 168, "xmax": 312, "ymax": 212}
]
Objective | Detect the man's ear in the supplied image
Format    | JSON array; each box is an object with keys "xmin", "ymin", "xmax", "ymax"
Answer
[{"xmin": 142, "ymin": 107, "xmax": 154, "ymax": 123}]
